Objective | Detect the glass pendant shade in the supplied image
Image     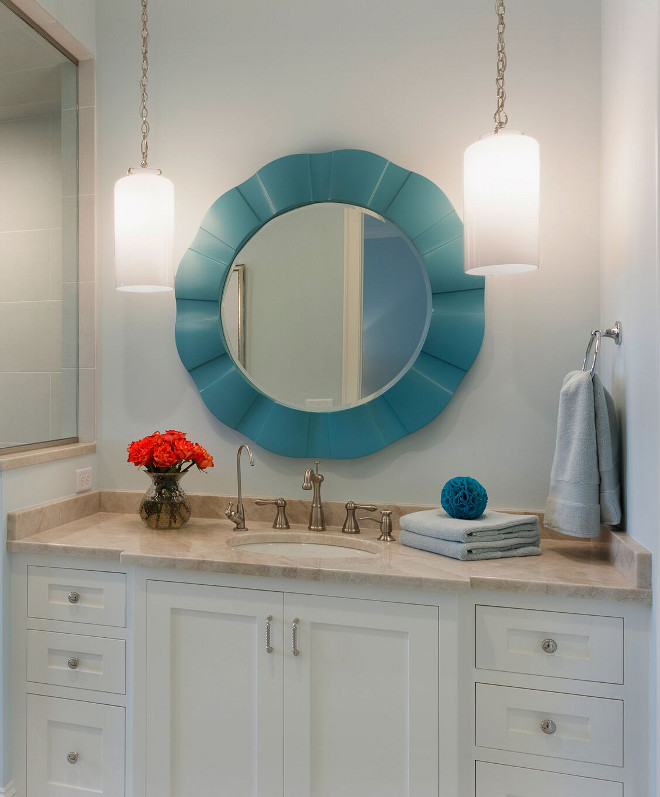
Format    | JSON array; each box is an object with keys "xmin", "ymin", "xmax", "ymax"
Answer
[
  {"xmin": 115, "ymin": 167, "xmax": 175, "ymax": 292},
  {"xmin": 463, "ymin": 130, "xmax": 540, "ymax": 275}
]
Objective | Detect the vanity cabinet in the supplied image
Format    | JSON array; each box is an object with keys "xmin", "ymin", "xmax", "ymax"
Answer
[
  {"xmin": 9, "ymin": 551, "xmax": 650, "ymax": 797},
  {"xmin": 470, "ymin": 600, "xmax": 648, "ymax": 797},
  {"xmin": 17, "ymin": 565, "xmax": 128, "ymax": 797},
  {"xmin": 144, "ymin": 580, "xmax": 439, "ymax": 797}
]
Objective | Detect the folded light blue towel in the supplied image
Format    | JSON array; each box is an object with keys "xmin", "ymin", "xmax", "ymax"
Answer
[
  {"xmin": 545, "ymin": 370, "xmax": 621, "ymax": 538},
  {"xmin": 400, "ymin": 509, "xmax": 539, "ymax": 542},
  {"xmin": 400, "ymin": 528, "xmax": 541, "ymax": 561}
]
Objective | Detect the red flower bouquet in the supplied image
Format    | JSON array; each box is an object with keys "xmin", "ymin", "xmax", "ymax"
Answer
[
  {"xmin": 128, "ymin": 431, "xmax": 213, "ymax": 530},
  {"xmin": 127, "ymin": 430, "xmax": 214, "ymax": 474}
]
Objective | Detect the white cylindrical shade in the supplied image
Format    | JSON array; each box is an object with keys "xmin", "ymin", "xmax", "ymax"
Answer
[
  {"xmin": 463, "ymin": 130, "xmax": 539, "ymax": 275},
  {"xmin": 115, "ymin": 168, "xmax": 175, "ymax": 292}
]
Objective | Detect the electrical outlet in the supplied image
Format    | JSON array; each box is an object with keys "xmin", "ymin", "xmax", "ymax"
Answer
[{"xmin": 75, "ymin": 467, "xmax": 92, "ymax": 493}]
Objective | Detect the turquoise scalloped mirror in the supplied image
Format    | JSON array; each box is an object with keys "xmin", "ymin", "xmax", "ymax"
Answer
[{"xmin": 175, "ymin": 149, "xmax": 485, "ymax": 459}]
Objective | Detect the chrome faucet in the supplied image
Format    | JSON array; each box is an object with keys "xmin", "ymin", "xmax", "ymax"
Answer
[
  {"xmin": 225, "ymin": 444, "xmax": 255, "ymax": 530},
  {"xmin": 302, "ymin": 460, "xmax": 325, "ymax": 531}
]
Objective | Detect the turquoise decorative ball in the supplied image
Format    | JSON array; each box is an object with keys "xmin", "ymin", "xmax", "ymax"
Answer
[{"xmin": 441, "ymin": 476, "xmax": 488, "ymax": 520}]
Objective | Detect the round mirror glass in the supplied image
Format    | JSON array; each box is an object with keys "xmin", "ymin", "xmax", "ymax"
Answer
[{"xmin": 220, "ymin": 202, "xmax": 431, "ymax": 412}]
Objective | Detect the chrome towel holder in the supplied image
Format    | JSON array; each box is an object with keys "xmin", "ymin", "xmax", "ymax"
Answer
[{"xmin": 582, "ymin": 321, "xmax": 622, "ymax": 374}]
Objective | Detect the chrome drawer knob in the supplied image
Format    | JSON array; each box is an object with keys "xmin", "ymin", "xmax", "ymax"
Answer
[
  {"xmin": 67, "ymin": 752, "xmax": 79, "ymax": 764},
  {"xmin": 67, "ymin": 591, "xmax": 80, "ymax": 604},
  {"xmin": 67, "ymin": 657, "xmax": 80, "ymax": 670},
  {"xmin": 540, "ymin": 719, "xmax": 557, "ymax": 735},
  {"xmin": 541, "ymin": 638, "xmax": 558, "ymax": 654}
]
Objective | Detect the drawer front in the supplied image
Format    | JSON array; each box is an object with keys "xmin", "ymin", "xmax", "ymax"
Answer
[
  {"xmin": 475, "ymin": 683, "xmax": 623, "ymax": 766},
  {"xmin": 27, "ymin": 630, "xmax": 126, "ymax": 694},
  {"xmin": 27, "ymin": 694, "xmax": 125, "ymax": 797},
  {"xmin": 476, "ymin": 605, "xmax": 623, "ymax": 683},
  {"xmin": 28, "ymin": 566, "xmax": 126, "ymax": 627},
  {"xmin": 476, "ymin": 762, "xmax": 623, "ymax": 797}
]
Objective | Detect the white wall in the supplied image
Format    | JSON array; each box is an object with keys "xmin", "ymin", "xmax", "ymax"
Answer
[
  {"xmin": 600, "ymin": 2, "xmax": 659, "ymax": 792},
  {"xmin": 96, "ymin": 0, "xmax": 602, "ymax": 510}
]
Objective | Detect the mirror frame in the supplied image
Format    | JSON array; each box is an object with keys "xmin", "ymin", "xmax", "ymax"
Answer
[{"xmin": 175, "ymin": 149, "xmax": 485, "ymax": 459}]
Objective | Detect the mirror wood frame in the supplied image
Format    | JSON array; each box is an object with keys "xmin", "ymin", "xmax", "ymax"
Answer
[{"xmin": 175, "ymin": 149, "xmax": 485, "ymax": 459}]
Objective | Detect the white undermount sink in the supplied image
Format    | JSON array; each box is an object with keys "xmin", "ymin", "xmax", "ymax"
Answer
[{"xmin": 227, "ymin": 532, "xmax": 380, "ymax": 559}]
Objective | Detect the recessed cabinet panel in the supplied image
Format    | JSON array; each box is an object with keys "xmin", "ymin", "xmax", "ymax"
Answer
[
  {"xmin": 476, "ymin": 683, "xmax": 623, "ymax": 766},
  {"xmin": 145, "ymin": 580, "xmax": 284, "ymax": 797},
  {"xmin": 284, "ymin": 594, "xmax": 438, "ymax": 797},
  {"xmin": 476, "ymin": 762, "xmax": 623, "ymax": 797},
  {"xmin": 28, "ymin": 566, "xmax": 127, "ymax": 627},
  {"xmin": 27, "ymin": 630, "xmax": 126, "ymax": 694},
  {"xmin": 475, "ymin": 605, "xmax": 623, "ymax": 683},
  {"xmin": 27, "ymin": 694, "xmax": 125, "ymax": 797}
]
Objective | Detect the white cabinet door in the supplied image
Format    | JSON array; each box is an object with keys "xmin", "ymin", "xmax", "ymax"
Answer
[
  {"xmin": 145, "ymin": 580, "xmax": 284, "ymax": 797},
  {"xmin": 283, "ymin": 594, "xmax": 438, "ymax": 797}
]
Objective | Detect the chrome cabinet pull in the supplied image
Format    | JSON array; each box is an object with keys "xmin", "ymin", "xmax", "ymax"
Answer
[
  {"xmin": 541, "ymin": 638, "xmax": 558, "ymax": 654},
  {"xmin": 291, "ymin": 617, "xmax": 300, "ymax": 657},
  {"xmin": 67, "ymin": 591, "xmax": 80, "ymax": 604},
  {"xmin": 67, "ymin": 656, "xmax": 80, "ymax": 670},
  {"xmin": 67, "ymin": 752, "xmax": 79, "ymax": 764},
  {"xmin": 265, "ymin": 615, "xmax": 273, "ymax": 653},
  {"xmin": 540, "ymin": 719, "xmax": 557, "ymax": 735}
]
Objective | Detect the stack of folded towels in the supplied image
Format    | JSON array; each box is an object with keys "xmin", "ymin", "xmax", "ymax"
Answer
[{"xmin": 399, "ymin": 509, "xmax": 541, "ymax": 561}]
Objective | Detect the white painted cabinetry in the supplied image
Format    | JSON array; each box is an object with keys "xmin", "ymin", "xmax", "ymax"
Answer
[
  {"xmin": 145, "ymin": 580, "xmax": 438, "ymax": 797},
  {"xmin": 18, "ymin": 565, "xmax": 128, "ymax": 797},
  {"xmin": 27, "ymin": 694, "xmax": 125, "ymax": 797},
  {"xmin": 10, "ymin": 557, "xmax": 650, "ymax": 797},
  {"xmin": 471, "ymin": 601, "xmax": 647, "ymax": 796},
  {"xmin": 145, "ymin": 582, "xmax": 284, "ymax": 797}
]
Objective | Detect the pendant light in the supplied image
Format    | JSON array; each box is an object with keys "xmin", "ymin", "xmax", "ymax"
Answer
[
  {"xmin": 115, "ymin": 0, "xmax": 174, "ymax": 292},
  {"xmin": 463, "ymin": 1, "xmax": 539, "ymax": 275}
]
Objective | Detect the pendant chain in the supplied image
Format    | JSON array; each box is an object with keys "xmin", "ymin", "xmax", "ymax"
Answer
[
  {"xmin": 139, "ymin": 0, "xmax": 150, "ymax": 168},
  {"xmin": 493, "ymin": 0, "xmax": 508, "ymax": 133}
]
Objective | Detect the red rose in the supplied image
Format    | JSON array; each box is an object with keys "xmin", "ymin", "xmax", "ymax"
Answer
[
  {"xmin": 192, "ymin": 444, "xmax": 214, "ymax": 469},
  {"xmin": 127, "ymin": 433, "xmax": 158, "ymax": 466},
  {"xmin": 172, "ymin": 438, "xmax": 195, "ymax": 461},
  {"xmin": 153, "ymin": 441, "xmax": 179, "ymax": 468}
]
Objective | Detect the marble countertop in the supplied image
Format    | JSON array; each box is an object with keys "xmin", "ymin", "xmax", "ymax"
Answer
[{"xmin": 6, "ymin": 492, "xmax": 652, "ymax": 603}]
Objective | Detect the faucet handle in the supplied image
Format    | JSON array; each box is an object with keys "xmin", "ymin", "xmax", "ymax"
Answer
[
  {"xmin": 342, "ymin": 500, "xmax": 377, "ymax": 534},
  {"xmin": 255, "ymin": 498, "xmax": 290, "ymax": 530},
  {"xmin": 359, "ymin": 509, "xmax": 395, "ymax": 542}
]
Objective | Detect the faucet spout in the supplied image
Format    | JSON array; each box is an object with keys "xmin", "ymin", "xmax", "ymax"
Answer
[
  {"xmin": 302, "ymin": 460, "xmax": 325, "ymax": 531},
  {"xmin": 226, "ymin": 444, "xmax": 255, "ymax": 530}
]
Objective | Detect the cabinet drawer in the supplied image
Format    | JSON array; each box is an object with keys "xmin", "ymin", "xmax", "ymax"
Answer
[
  {"xmin": 476, "ymin": 762, "xmax": 623, "ymax": 797},
  {"xmin": 28, "ymin": 566, "xmax": 126, "ymax": 627},
  {"xmin": 475, "ymin": 605, "xmax": 623, "ymax": 683},
  {"xmin": 27, "ymin": 694, "xmax": 125, "ymax": 796},
  {"xmin": 475, "ymin": 683, "xmax": 623, "ymax": 766},
  {"xmin": 27, "ymin": 630, "xmax": 126, "ymax": 694}
]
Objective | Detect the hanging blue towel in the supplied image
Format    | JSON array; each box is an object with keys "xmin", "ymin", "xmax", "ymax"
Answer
[{"xmin": 545, "ymin": 370, "xmax": 621, "ymax": 538}]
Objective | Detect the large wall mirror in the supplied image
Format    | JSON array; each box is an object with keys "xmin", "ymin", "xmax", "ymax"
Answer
[
  {"xmin": 175, "ymin": 150, "xmax": 485, "ymax": 459},
  {"xmin": 221, "ymin": 202, "xmax": 431, "ymax": 412},
  {"xmin": 0, "ymin": 1, "xmax": 79, "ymax": 451}
]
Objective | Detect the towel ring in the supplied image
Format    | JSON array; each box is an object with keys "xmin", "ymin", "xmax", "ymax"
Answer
[{"xmin": 582, "ymin": 321, "xmax": 622, "ymax": 375}]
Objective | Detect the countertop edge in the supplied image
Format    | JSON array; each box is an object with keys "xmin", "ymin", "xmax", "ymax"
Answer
[{"xmin": 117, "ymin": 551, "xmax": 472, "ymax": 592}]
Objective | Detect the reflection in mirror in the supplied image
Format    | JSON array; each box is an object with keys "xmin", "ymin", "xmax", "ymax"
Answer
[
  {"xmin": 0, "ymin": 1, "xmax": 79, "ymax": 450},
  {"xmin": 221, "ymin": 203, "xmax": 431, "ymax": 412}
]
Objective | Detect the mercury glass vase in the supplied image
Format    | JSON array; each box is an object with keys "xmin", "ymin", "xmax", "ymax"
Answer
[{"xmin": 139, "ymin": 472, "xmax": 192, "ymax": 530}]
